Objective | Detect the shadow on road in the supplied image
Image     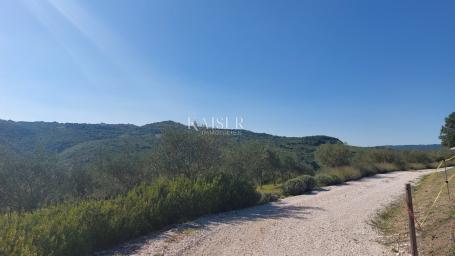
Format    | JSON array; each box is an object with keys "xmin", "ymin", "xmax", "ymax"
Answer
[
  {"xmin": 98, "ymin": 202, "xmax": 324, "ymax": 255},
  {"xmin": 197, "ymin": 201, "xmax": 324, "ymax": 226}
]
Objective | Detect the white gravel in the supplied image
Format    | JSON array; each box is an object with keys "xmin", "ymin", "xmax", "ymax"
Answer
[{"xmin": 101, "ymin": 169, "xmax": 435, "ymax": 256}]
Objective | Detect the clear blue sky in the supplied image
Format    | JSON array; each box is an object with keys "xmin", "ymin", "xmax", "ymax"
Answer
[{"xmin": 0, "ymin": 0, "xmax": 454, "ymax": 146}]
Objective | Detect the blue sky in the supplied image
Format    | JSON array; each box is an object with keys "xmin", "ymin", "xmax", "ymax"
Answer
[{"xmin": 0, "ymin": 0, "xmax": 454, "ymax": 146}]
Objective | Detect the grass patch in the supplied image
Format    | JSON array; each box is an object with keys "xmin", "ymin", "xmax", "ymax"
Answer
[
  {"xmin": 257, "ymin": 183, "xmax": 283, "ymax": 197},
  {"xmin": 372, "ymin": 168, "xmax": 455, "ymax": 255}
]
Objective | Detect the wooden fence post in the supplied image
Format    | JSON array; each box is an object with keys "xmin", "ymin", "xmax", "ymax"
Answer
[
  {"xmin": 443, "ymin": 160, "xmax": 451, "ymax": 200},
  {"xmin": 405, "ymin": 183, "xmax": 418, "ymax": 256}
]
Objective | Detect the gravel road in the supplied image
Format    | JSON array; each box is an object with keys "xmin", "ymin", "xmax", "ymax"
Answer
[{"xmin": 102, "ymin": 169, "xmax": 434, "ymax": 256}]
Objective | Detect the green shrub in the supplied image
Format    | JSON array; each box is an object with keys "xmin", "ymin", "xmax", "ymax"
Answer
[
  {"xmin": 373, "ymin": 163, "xmax": 400, "ymax": 173},
  {"xmin": 0, "ymin": 174, "xmax": 260, "ymax": 256},
  {"xmin": 327, "ymin": 174, "xmax": 343, "ymax": 185},
  {"xmin": 282, "ymin": 175, "xmax": 316, "ymax": 196},
  {"xmin": 325, "ymin": 167, "xmax": 362, "ymax": 182},
  {"xmin": 314, "ymin": 144, "xmax": 353, "ymax": 167},
  {"xmin": 258, "ymin": 193, "xmax": 279, "ymax": 204},
  {"xmin": 315, "ymin": 174, "xmax": 337, "ymax": 187},
  {"xmin": 424, "ymin": 162, "xmax": 438, "ymax": 169},
  {"xmin": 408, "ymin": 162, "xmax": 426, "ymax": 170},
  {"xmin": 355, "ymin": 163, "xmax": 377, "ymax": 177}
]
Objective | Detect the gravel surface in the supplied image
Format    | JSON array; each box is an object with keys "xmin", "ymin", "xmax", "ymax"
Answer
[{"xmin": 101, "ymin": 169, "xmax": 434, "ymax": 256}]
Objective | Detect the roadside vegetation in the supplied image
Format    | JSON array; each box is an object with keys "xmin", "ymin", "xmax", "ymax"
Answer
[
  {"xmin": 259, "ymin": 144, "xmax": 454, "ymax": 197},
  {"xmin": 0, "ymin": 174, "xmax": 259, "ymax": 256},
  {"xmin": 372, "ymin": 168, "xmax": 455, "ymax": 255}
]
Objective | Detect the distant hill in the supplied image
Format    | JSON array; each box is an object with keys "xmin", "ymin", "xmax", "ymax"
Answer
[
  {"xmin": 376, "ymin": 144, "xmax": 442, "ymax": 151},
  {"xmin": 0, "ymin": 119, "xmax": 342, "ymax": 168}
]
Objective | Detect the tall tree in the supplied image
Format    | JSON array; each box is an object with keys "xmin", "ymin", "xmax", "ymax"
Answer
[{"xmin": 440, "ymin": 112, "xmax": 455, "ymax": 148}]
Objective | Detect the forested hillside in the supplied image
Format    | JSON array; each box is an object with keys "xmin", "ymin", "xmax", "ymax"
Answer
[{"xmin": 0, "ymin": 119, "xmax": 340, "ymax": 165}]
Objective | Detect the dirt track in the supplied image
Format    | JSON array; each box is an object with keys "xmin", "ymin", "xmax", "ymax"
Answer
[{"xmin": 103, "ymin": 169, "xmax": 434, "ymax": 256}]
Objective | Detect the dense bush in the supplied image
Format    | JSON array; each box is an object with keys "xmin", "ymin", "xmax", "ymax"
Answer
[
  {"xmin": 0, "ymin": 173, "xmax": 260, "ymax": 256},
  {"xmin": 317, "ymin": 163, "xmax": 402, "ymax": 185},
  {"xmin": 315, "ymin": 174, "xmax": 340, "ymax": 186},
  {"xmin": 309, "ymin": 144, "xmax": 452, "ymax": 188},
  {"xmin": 258, "ymin": 193, "xmax": 279, "ymax": 204},
  {"xmin": 324, "ymin": 167, "xmax": 362, "ymax": 182},
  {"xmin": 407, "ymin": 162, "xmax": 427, "ymax": 170},
  {"xmin": 372, "ymin": 162, "xmax": 400, "ymax": 173},
  {"xmin": 274, "ymin": 144, "xmax": 454, "ymax": 199},
  {"xmin": 282, "ymin": 175, "xmax": 316, "ymax": 195},
  {"xmin": 314, "ymin": 144, "xmax": 353, "ymax": 167}
]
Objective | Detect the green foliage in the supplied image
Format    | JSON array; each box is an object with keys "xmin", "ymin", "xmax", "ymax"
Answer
[
  {"xmin": 0, "ymin": 120, "xmax": 184, "ymax": 155},
  {"xmin": 372, "ymin": 162, "xmax": 400, "ymax": 173},
  {"xmin": 315, "ymin": 174, "xmax": 340, "ymax": 186},
  {"xmin": 256, "ymin": 183, "xmax": 282, "ymax": 196},
  {"xmin": 0, "ymin": 149, "xmax": 65, "ymax": 211},
  {"xmin": 222, "ymin": 143, "xmax": 284, "ymax": 187},
  {"xmin": 257, "ymin": 193, "xmax": 279, "ymax": 204},
  {"xmin": 440, "ymin": 112, "xmax": 455, "ymax": 148},
  {"xmin": 150, "ymin": 129, "xmax": 221, "ymax": 179},
  {"xmin": 0, "ymin": 173, "xmax": 260, "ymax": 256},
  {"xmin": 314, "ymin": 144, "xmax": 353, "ymax": 167},
  {"xmin": 0, "ymin": 119, "xmax": 340, "ymax": 169},
  {"xmin": 313, "ymin": 146, "xmax": 448, "ymax": 186},
  {"xmin": 1, "ymin": 118, "xmax": 449, "ymax": 215},
  {"xmin": 321, "ymin": 166, "xmax": 362, "ymax": 182},
  {"xmin": 282, "ymin": 175, "xmax": 316, "ymax": 196},
  {"xmin": 0, "ymin": 119, "xmax": 342, "ymax": 212}
]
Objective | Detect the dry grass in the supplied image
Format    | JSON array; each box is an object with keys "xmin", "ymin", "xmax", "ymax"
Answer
[{"xmin": 373, "ymin": 168, "xmax": 455, "ymax": 255}]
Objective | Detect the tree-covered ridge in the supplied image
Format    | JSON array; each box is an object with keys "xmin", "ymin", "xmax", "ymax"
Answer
[
  {"xmin": 0, "ymin": 119, "xmax": 178, "ymax": 153},
  {"xmin": 0, "ymin": 119, "xmax": 341, "ymax": 150},
  {"xmin": 0, "ymin": 119, "xmax": 341, "ymax": 166}
]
